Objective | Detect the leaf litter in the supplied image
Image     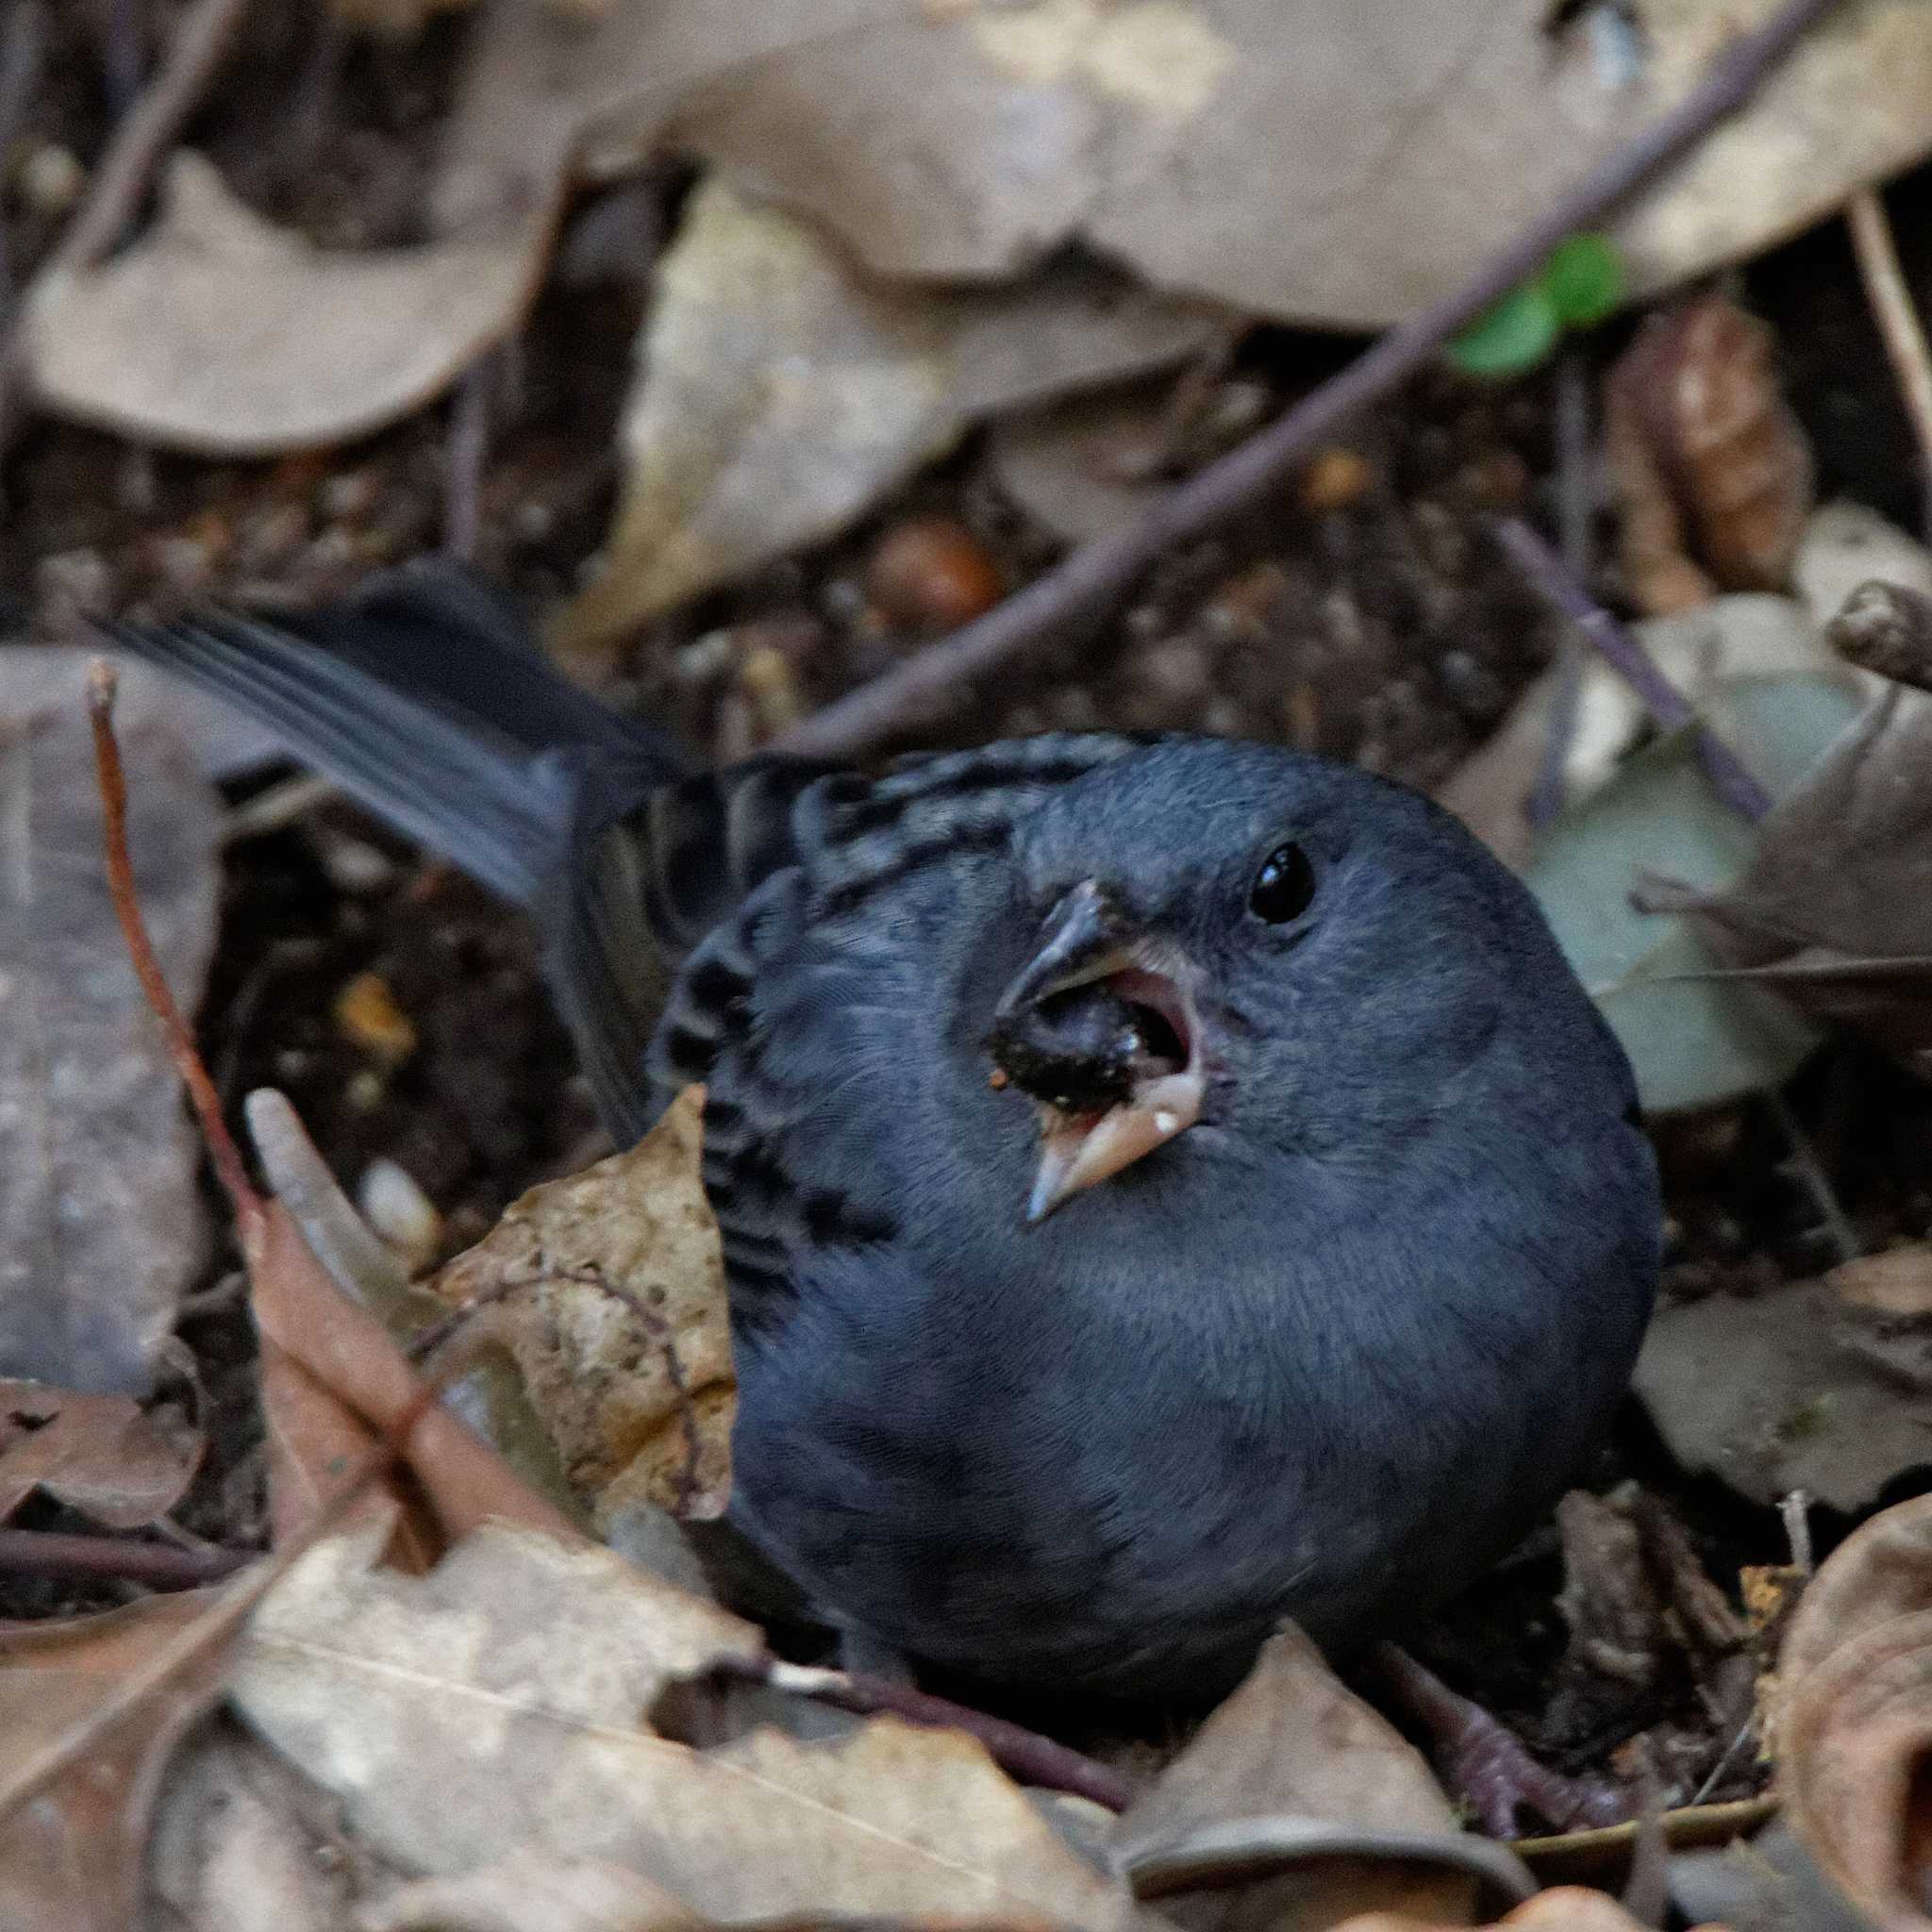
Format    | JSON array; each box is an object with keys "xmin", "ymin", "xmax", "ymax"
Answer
[{"xmin": 18, "ymin": 8, "xmax": 1932, "ymax": 1924}]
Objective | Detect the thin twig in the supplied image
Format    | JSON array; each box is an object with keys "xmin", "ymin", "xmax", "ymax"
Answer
[
  {"xmin": 1846, "ymin": 187, "xmax": 1932, "ymax": 543},
  {"xmin": 734, "ymin": 1656, "xmax": 1141, "ymax": 1812},
  {"xmin": 89, "ymin": 661, "xmax": 262, "ymax": 1232},
  {"xmin": 1492, "ymin": 515, "xmax": 1774, "ymax": 823},
  {"xmin": 776, "ymin": 0, "xmax": 1845, "ymax": 760},
  {"xmin": 1765, "ymin": 1086, "xmax": 1858, "ymax": 1264},
  {"xmin": 442, "ymin": 355, "xmax": 492, "ymax": 561},
  {"xmin": 1780, "ymin": 1490, "xmax": 1815, "ymax": 1575},
  {"xmin": 0, "ymin": 1524, "xmax": 251, "ymax": 1590},
  {"xmin": 0, "ymin": 0, "xmax": 257, "ymax": 454},
  {"xmin": 1527, "ymin": 353, "xmax": 1596, "ymax": 827},
  {"xmin": 45, "ymin": 0, "xmax": 253, "ymax": 280}
]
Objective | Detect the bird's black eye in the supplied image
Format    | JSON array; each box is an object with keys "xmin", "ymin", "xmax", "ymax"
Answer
[{"xmin": 1249, "ymin": 841, "xmax": 1316, "ymax": 924}]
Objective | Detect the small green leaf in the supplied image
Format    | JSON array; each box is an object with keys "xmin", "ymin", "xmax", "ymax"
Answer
[
  {"xmin": 1542, "ymin": 233, "xmax": 1624, "ymax": 327},
  {"xmin": 1445, "ymin": 281, "xmax": 1559, "ymax": 378}
]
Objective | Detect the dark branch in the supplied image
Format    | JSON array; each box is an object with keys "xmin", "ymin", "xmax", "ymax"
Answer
[{"xmin": 778, "ymin": 0, "xmax": 1845, "ymax": 761}]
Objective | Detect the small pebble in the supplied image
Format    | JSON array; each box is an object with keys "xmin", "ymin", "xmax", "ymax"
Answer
[
  {"xmin": 865, "ymin": 517, "xmax": 1003, "ymax": 633},
  {"xmin": 320, "ymin": 468, "xmax": 383, "ymax": 523},
  {"xmin": 333, "ymin": 970, "xmax": 418, "ymax": 1064},
  {"xmin": 357, "ymin": 1158, "xmax": 443, "ymax": 1274},
  {"xmin": 737, "ymin": 644, "xmax": 805, "ymax": 741},
  {"xmin": 344, "ymin": 1069, "xmax": 385, "ymax": 1112},
  {"xmin": 1298, "ymin": 448, "xmax": 1375, "ymax": 514},
  {"xmin": 316, "ymin": 834, "xmax": 398, "ymax": 895},
  {"xmin": 17, "ymin": 142, "xmax": 84, "ymax": 216}
]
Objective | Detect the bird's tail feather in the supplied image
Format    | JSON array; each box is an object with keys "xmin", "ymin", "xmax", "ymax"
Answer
[
  {"xmin": 97, "ymin": 560, "xmax": 683, "ymax": 908},
  {"xmin": 98, "ymin": 562, "xmax": 689, "ymax": 1141}
]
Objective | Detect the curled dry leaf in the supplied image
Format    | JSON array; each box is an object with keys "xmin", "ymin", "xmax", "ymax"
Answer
[
  {"xmin": 1828, "ymin": 578, "xmax": 1932, "ymax": 692},
  {"xmin": 430, "ymin": 1085, "xmax": 736, "ymax": 1527},
  {"xmin": 0, "ymin": 1379, "xmax": 201, "ymax": 1529},
  {"xmin": 25, "ymin": 154, "xmax": 559, "ymax": 456},
  {"xmin": 1111, "ymin": 1626, "xmax": 1532, "ymax": 1932},
  {"xmin": 1678, "ymin": 687, "xmax": 1932, "ymax": 1080},
  {"xmin": 1333, "ymin": 1884, "xmax": 1689, "ymax": 1932},
  {"xmin": 0, "ymin": 652, "xmax": 220, "ymax": 1393},
  {"xmin": 246, "ymin": 1086, "xmax": 583, "ymax": 1526},
  {"xmin": 231, "ymin": 1520, "xmax": 1139, "ymax": 1928},
  {"xmin": 455, "ymin": 0, "xmax": 1932, "ymax": 329},
  {"xmin": 231, "ymin": 1090, "xmax": 581, "ymax": 1559},
  {"xmin": 1607, "ymin": 293, "xmax": 1814, "ymax": 616},
  {"xmin": 555, "ymin": 178, "xmax": 1218, "ymax": 656},
  {"xmin": 1780, "ymin": 1491, "xmax": 1932, "ymax": 1932},
  {"xmin": 0, "ymin": 1583, "xmax": 258, "ymax": 1932}
]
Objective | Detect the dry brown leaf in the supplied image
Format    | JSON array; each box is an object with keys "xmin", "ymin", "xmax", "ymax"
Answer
[
  {"xmin": 248, "ymin": 1187, "xmax": 580, "ymax": 1556},
  {"xmin": 1111, "ymin": 1627, "xmax": 1530, "ymax": 1932},
  {"xmin": 1679, "ymin": 686, "xmax": 1932, "ymax": 1079},
  {"xmin": 430, "ymin": 1085, "xmax": 734, "ymax": 1527},
  {"xmin": 25, "ymin": 153, "xmax": 559, "ymax": 456},
  {"xmin": 0, "ymin": 652, "xmax": 220, "ymax": 1394},
  {"xmin": 1780, "ymin": 1492, "xmax": 1932, "ymax": 1932},
  {"xmin": 0, "ymin": 1582, "xmax": 260, "ymax": 1931},
  {"xmin": 0, "ymin": 1379, "xmax": 202, "ymax": 1528},
  {"xmin": 1829, "ymin": 1244, "xmax": 1932, "ymax": 1319},
  {"xmin": 1633, "ymin": 1274, "xmax": 1932, "ymax": 1513},
  {"xmin": 987, "ymin": 382, "xmax": 1174, "ymax": 545},
  {"xmin": 231, "ymin": 1520, "xmax": 1138, "ymax": 1928},
  {"xmin": 447, "ymin": 0, "xmax": 1932, "ymax": 330},
  {"xmin": 555, "ymin": 179, "xmax": 1217, "ymax": 655},
  {"xmin": 1334, "ymin": 1886, "xmax": 1680, "ymax": 1932},
  {"xmin": 148, "ymin": 1718, "xmax": 368, "ymax": 1932},
  {"xmin": 358, "ymin": 1851, "xmax": 707, "ymax": 1932},
  {"xmin": 1606, "ymin": 293, "xmax": 1814, "ymax": 617}
]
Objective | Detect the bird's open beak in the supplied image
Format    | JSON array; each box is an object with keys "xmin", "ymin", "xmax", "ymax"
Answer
[{"xmin": 991, "ymin": 882, "xmax": 1206, "ymax": 1223}]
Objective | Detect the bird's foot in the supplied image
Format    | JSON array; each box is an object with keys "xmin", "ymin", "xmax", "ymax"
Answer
[{"xmin": 1366, "ymin": 1641, "xmax": 1629, "ymax": 1839}]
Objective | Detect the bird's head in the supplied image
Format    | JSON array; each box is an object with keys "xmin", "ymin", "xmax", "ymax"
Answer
[{"xmin": 983, "ymin": 739, "xmax": 1622, "ymax": 1220}]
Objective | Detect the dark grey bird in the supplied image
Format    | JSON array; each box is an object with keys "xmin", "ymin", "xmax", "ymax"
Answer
[{"xmin": 103, "ymin": 563, "xmax": 1660, "ymax": 1698}]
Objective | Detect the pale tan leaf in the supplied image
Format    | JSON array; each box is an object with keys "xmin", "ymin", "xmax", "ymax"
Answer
[
  {"xmin": 1780, "ymin": 1493, "xmax": 1932, "ymax": 1932},
  {"xmin": 231, "ymin": 1523, "xmax": 1136, "ymax": 1928},
  {"xmin": 25, "ymin": 154, "xmax": 559, "ymax": 456},
  {"xmin": 556, "ymin": 179, "xmax": 1217, "ymax": 653},
  {"xmin": 451, "ymin": 0, "xmax": 1932, "ymax": 330},
  {"xmin": 430, "ymin": 1086, "xmax": 733, "ymax": 1527}
]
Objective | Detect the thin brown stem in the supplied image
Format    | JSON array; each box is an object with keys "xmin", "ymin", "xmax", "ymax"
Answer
[
  {"xmin": 776, "ymin": 0, "xmax": 1845, "ymax": 759},
  {"xmin": 0, "ymin": 1525, "xmax": 252, "ymax": 1590},
  {"xmin": 1492, "ymin": 515, "xmax": 1774, "ymax": 823},
  {"xmin": 88, "ymin": 661, "xmax": 262, "ymax": 1231},
  {"xmin": 1846, "ymin": 187, "xmax": 1932, "ymax": 542}
]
